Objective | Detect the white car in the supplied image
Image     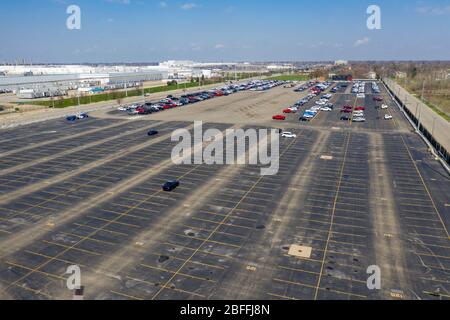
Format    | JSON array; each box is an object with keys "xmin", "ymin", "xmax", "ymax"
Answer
[
  {"xmin": 118, "ymin": 106, "xmax": 128, "ymax": 111},
  {"xmin": 381, "ymin": 104, "xmax": 388, "ymax": 109},
  {"xmin": 353, "ymin": 117, "xmax": 366, "ymax": 122},
  {"xmin": 321, "ymin": 107, "xmax": 332, "ymax": 111},
  {"xmin": 281, "ymin": 132, "xmax": 297, "ymax": 138},
  {"xmin": 357, "ymin": 93, "xmax": 366, "ymax": 99},
  {"xmin": 384, "ymin": 114, "xmax": 393, "ymax": 120}
]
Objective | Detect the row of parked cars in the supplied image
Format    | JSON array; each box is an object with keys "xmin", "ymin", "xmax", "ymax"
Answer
[
  {"xmin": 299, "ymin": 97, "xmax": 334, "ymax": 121},
  {"xmin": 118, "ymin": 80, "xmax": 287, "ymax": 115},
  {"xmin": 352, "ymin": 81, "xmax": 366, "ymax": 99},
  {"xmin": 294, "ymin": 81, "xmax": 319, "ymax": 92},
  {"xmin": 340, "ymin": 105, "xmax": 366, "ymax": 122},
  {"xmin": 66, "ymin": 113, "xmax": 89, "ymax": 122},
  {"xmin": 371, "ymin": 82, "xmax": 381, "ymax": 94},
  {"xmin": 272, "ymin": 82, "xmax": 335, "ymax": 122}
]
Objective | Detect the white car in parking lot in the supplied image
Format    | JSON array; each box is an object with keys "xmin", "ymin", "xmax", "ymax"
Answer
[
  {"xmin": 384, "ymin": 114, "xmax": 393, "ymax": 120},
  {"xmin": 281, "ymin": 132, "xmax": 297, "ymax": 138},
  {"xmin": 381, "ymin": 104, "xmax": 388, "ymax": 109},
  {"xmin": 357, "ymin": 93, "xmax": 366, "ymax": 99},
  {"xmin": 321, "ymin": 107, "xmax": 332, "ymax": 111},
  {"xmin": 353, "ymin": 117, "xmax": 366, "ymax": 122}
]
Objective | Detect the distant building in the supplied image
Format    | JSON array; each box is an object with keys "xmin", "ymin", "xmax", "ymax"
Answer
[
  {"xmin": 395, "ymin": 71, "xmax": 407, "ymax": 79},
  {"xmin": 367, "ymin": 71, "xmax": 377, "ymax": 79},
  {"xmin": 331, "ymin": 74, "xmax": 353, "ymax": 81},
  {"xmin": 334, "ymin": 60, "xmax": 348, "ymax": 66}
]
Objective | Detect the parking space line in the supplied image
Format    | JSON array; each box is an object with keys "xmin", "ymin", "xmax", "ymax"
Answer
[
  {"xmin": 314, "ymin": 132, "xmax": 351, "ymax": 300},
  {"xmin": 150, "ymin": 134, "xmax": 303, "ymax": 300},
  {"xmin": 274, "ymin": 278, "xmax": 367, "ymax": 299},
  {"xmin": 266, "ymin": 292, "xmax": 299, "ymax": 300},
  {"xmin": 181, "ymin": 224, "xmax": 247, "ymax": 240},
  {"xmin": 171, "ymin": 233, "xmax": 241, "ymax": 249},
  {"xmin": 140, "ymin": 263, "xmax": 217, "ymax": 283},
  {"xmin": 25, "ymin": 250, "xmax": 87, "ymax": 268},
  {"xmin": 397, "ymin": 136, "xmax": 449, "ymax": 238},
  {"xmin": 110, "ymin": 290, "xmax": 144, "ymax": 300},
  {"xmin": 163, "ymin": 242, "xmax": 236, "ymax": 260},
  {"xmin": 6, "ymin": 261, "xmax": 65, "ymax": 280},
  {"xmin": 42, "ymin": 240, "xmax": 102, "ymax": 256},
  {"xmin": 72, "ymin": 223, "xmax": 129, "ymax": 237}
]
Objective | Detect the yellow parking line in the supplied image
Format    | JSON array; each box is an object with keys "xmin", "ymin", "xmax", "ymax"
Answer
[
  {"xmin": 267, "ymin": 292, "xmax": 299, "ymax": 300},
  {"xmin": 110, "ymin": 290, "xmax": 144, "ymax": 300},
  {"xmin": 314, "ymin": 132, "xmax": 351, "ymax": 300},
  {"xmin": 151, "ymin": 133, "xmax": 303, "ymax": 300},
  {"xmin": 171, "ymin": 233, "xmax": 241, "ymax": 249}
]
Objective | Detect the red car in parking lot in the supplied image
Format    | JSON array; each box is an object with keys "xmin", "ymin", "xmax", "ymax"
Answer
[
  {"xmin": 272, "ymin": 115, "xmax": 286, "ymax": 120},
  {"xmin": 373, "ymin": 97, "xmax": 383, "ymax": 102},
  {"xmin": 283, "ymin": 109, "xmax": 292, "ymax": 114},
  {"xmin": 355, "ymin": 106, "xmax": 365, "ymax": 111},
  {"xmin": 163, "ymin": 103, "xmax": 177, "ymax": 110},
  {"xmin": 341, "ymin": 109, "xmax": 352, "ymax": 113}
]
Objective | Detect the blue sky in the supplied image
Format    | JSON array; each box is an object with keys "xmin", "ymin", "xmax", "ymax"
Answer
[{"xmin": 0, "ymin": 0, "xmax": 449, "ymax": 62}]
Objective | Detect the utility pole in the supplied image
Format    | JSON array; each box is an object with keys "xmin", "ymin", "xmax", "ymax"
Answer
[{"xmin": 421, "ymin": 80, "xmax": 425, "ymax": 101}]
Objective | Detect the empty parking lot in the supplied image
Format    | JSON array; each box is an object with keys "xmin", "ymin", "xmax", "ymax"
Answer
[{"xmin": 0, "ymin": 82, "xmax": 449, "ymax": 300}]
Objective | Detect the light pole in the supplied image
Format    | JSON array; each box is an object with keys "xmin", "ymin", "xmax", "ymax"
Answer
[{"xmin": 421, "ymin": 80, "xmax": 425, "ymax": 101}]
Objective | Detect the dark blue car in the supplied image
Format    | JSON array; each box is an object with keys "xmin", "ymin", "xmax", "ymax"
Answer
[{"xmin": 162, "ymin": 180, "xmax": 180, "ymax": 192}]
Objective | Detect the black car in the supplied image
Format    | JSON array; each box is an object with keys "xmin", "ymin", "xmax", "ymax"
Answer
[
  {"xmin": 66, "ymin": 115, "xmax": 77, "ymax": 122},
  {"xmin": 340, "ymin": 116, "xmax": 350, "ymax": 121},
  {"xmin": 162, "ymin": 180, "xmax": 180, "ymax": 192},
  {"xmin": 148, "ymin": 130, "xmax": 159, "ymax": 136}
]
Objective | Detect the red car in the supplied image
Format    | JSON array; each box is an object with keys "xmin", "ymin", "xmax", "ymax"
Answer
[
  {"xmin": 163, "ymin": 104, "xmax": 177, "ymax": 109},
  {"xmin": 215, "ymin": 91, "xmax": 224, "ymax": 97},
  {"xmin": 373, "ymin": 97, "xmax": 383, "ymax": 102},
  {"xmin": 343, "ymin": 105, "xmax": 353, "ymax": 110},
  {"xmin": 355, "ymin": 106, "xmax": 365, "ymax": 111},
  {"xmin": 341, "ymin": 109, "xmax": 352, "ymax": 113},
  {"xmin": 283, "ymin": 109, "xmax": 292, "ymax": 114},
  {"xmin": 272, "ymin": 115, "xmax": 286, "ymax": 121}
]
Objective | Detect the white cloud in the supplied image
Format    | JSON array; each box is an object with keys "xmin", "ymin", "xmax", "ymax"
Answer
[
  {"xmin": 159, "ymin": 1, "xmax": 168, "ymax": 8},
  {"xmin": 353, "ymin": 37, "xmax": 370, "ymax": 47},
  {"xmin": 105, "ymin": 0, "xmax": 131, "ymax": 4},
  {"xmin": 214, "ymin": 44, "xmax": 225, "ymax": 49},
  {"xmin": 180, "ymin": 3, "xmax": 198, "ymax": 10},
  {"xmin": 416, "ymin": 5, "xmax": 450, "ymax": 16}
]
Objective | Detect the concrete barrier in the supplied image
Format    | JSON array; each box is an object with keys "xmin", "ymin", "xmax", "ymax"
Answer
[{"xmin": 383, "ymin": 78, "xmax": 450, "ymax": 168}]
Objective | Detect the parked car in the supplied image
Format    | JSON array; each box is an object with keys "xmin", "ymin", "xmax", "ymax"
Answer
[
  {"xmin": 66, "ymin": 115, "xmax": 77, "ymax": 122},
  {"xmin": 281, "ymin": 132, "xmax": 297, "ymax": 138},
  {"xmin": 162, "ymin": 180, "xmax": 180, "ymax": 192},
  {"xmin": 272, "ymin": 115, "xmax": 286, "ymax": 121},
  {"xmin": 148, "ymin": 130, "xmax": 159, "ymax": 136}
]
